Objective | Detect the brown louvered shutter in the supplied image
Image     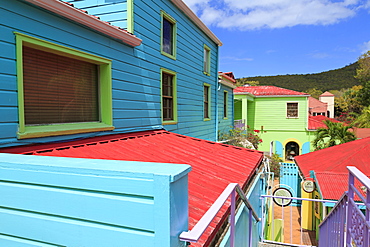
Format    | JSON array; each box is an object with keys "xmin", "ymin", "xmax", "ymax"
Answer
[{"xmin": 22, "ymin": 46, "xmax": 99, "ymax": 125}]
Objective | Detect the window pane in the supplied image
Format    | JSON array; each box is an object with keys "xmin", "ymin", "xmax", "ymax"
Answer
[
  {"xmin": 162, "ymin": 72, "xmax": 174, "ymax": 121},
  {"xmin": 204, "ymin": 86, "xmax": 209, "ymax": 119},
  {"xmin": 203, "ymin": 48, "xmax": 210, "ymax": 73},
  {"xmin": 287, "ymin": 103, "xmax": 298, "ymax": 117},
  {"xmin": 224, "ymin": 92, "xmax": 227, "ymax": 118},
  {"xmin": 23, "ymin": 46, "xmax": 99, "ymax": 125},
  {"xmin": 162, "ymin": 18, "xmax": 173, "ymax": 55}
]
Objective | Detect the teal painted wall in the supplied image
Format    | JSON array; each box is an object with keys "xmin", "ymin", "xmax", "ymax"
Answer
[
  {"xmin": 218, "ymin": 84, "xmax": 234, "ymax": 136},
  {"xmin": 219, "ymin": 173, "xmax": 265, "ymax": 247},
  {"xmin": 67, "ymin": 0, "xmax": 131, "ymax": 30},
  {"xmin": 0, "ymin": 153, "xmax": 190, "ymax": 246},
  {"xmin": 0, "ymin": 0, "xmax": 221, "ymax": 148}
]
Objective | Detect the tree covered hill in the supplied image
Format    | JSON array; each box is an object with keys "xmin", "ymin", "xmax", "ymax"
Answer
[{"xmin": 237, "ymin": 63, "xmax": 360, "ymax": 92}]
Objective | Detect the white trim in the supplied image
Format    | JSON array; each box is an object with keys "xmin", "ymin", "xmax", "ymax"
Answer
[
  {"xmin": 219, "ymin": 79, "xmax": 236, "ymax": 89},
  {"xmin": 24, "ymin": 0, "xmax": 142, "ymax": 47},
  {"xmin": 170, "ymin": 0, "xmax": 222, "ymax": 46}
]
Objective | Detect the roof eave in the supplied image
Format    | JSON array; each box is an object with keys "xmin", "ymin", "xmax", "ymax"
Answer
[
  {"xmin": 233, "ymin": 93, "xmax": 309, "ymax": 98},
  {"xmin": 170, "ymin": 0, "xmax": 222, "ymax": 46},
  {"xmin": 24, "ymin": 0, "xmax": 142, "ymax": 47}
]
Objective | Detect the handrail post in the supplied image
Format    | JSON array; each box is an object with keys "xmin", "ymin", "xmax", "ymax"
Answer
[
  {"xmin": 346, "ymin": 172, "xmax": 354, "ymax": 246},
  {"xmin": 365, "ymin": 183, "xmax": 370, "ymax": 247},
  {"xmin": 249, "ymin": 209, "xmax": 253, "ymax": 247},
  {"xmin": 230, "ymin": 189, "xmax": 236, "ymax": 247}
]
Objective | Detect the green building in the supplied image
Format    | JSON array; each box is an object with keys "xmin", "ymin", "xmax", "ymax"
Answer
[{"xmin": 234, "ymin": 86, "xmax": 317, "ymax": 160}]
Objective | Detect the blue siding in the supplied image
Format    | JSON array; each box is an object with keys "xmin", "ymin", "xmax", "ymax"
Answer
[
  {"xmin": 66, "ymin": 0, "xmax": 129, "ymax": 30},
  {"xmin": 218, "ymin": 84, "xmax": 235, "ymax": 137},
  {"xmin": 0, "ymin": 153, "xmax": 190, "ymax": 247},
  {"xmin": 0, "ymin": 0, "xmax": 220, "ymax": 147}
]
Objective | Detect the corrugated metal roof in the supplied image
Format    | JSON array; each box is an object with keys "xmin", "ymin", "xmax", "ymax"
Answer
[
  {"xmin": 308, "ymin": 115, "xmax": 342, "ymax": 130},
  {"xmin": 0, "ymin": 130, "xmax": 263, "ymax": 246},
  {"xmin": 234, "ymin": 86, "xmax": 309, "ymax": 96},
  {"xmin": 315, "ymin": 172, "xmax": 366, "ymax": 201},
  {"xmin": 308, "ymin": 97, "xmax": 327, "ymax": 113},
  {"xmin": 295, "ymin": 136, "xmax": 370, "ymax": 178}
]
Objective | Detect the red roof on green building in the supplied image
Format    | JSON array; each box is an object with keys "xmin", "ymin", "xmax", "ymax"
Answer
[
  {"xmin": 0, "ymin": 130, "xmax": 263, "ymax": 247},
  {"xmin": 308, "ymin": 115, "xmax": 343, "ymax": 130},
  {"xmin": 234, "ymin": 86, "xmax": 309, "ymax": 96}
]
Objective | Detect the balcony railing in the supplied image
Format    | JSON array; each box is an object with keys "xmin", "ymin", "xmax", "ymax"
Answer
[
  {"xmin": 234, "ymin": 119, "xmax": 245, "ymax": 130},
  {"xmin": 319, "ymin": 166, "xmax": 370, "ymax": 247},
  {"xmin": 179, "ymin": 183, "xmax": 260, "ymax": 247}
]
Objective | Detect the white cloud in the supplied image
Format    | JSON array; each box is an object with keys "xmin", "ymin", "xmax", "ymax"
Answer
[
  {"xmin": 361, "ymin": 41, "xmax": 370, "ymax": 53},
  {"xmin": 183, "ymin": 0, "xmax": 365, "ymax": 30},
  {"xmin": 222, "ymin": 56, "xmax": 254, "ymax": 61}
]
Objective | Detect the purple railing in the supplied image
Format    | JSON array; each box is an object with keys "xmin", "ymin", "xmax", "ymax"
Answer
[
  {"xmin": 319, "ymin": 166, "xmax": 370, "ymax": 247},
  {"xmin": 234, "ymin": 119, "xmax": 245, "ymax": 130},
  {"xmin": 318, "ymin": 193, "xmax": 347, "ymax": 246},
  {"xmin": 179, "ymin": 183, "xmax": 260, "ymax": 246}
]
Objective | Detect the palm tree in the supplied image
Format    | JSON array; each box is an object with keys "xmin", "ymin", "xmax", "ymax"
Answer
[{"xmin": 312, "ymin": 120, "xmax": 356, "ymax": 150}]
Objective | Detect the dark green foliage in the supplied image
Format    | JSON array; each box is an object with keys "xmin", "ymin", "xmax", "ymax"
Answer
[
  {"xmin": 237, "ymin": 63, "xmax": 360, "ymax": 92},
  {"xmin": 312, "ymin": 120, "xmax": 356, "ymax": 150}
]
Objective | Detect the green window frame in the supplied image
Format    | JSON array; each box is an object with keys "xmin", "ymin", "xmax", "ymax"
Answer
[
  {"xmin": 160, "ymin": 11, "xmax": 177, "ymax": 60},
  {"xmin": 15, "ymin": 32, "xmax": 114, "ymax": 139},
  {"xmin": 204, "ymin": 83, "xmax": 211, "ymax": 120},
  {"xmin": 287, "ymin": 102, "xmax": 299, "ymax": 118},
  {"xmin": 161, "ymin": 68, "xmax": 177, "ymax": 124},
  {"xmin": 223, "ymin": 91, "xmax": 228, "ymax": 119},
  {"xmin": 203, "ymin": 44, "xmax": 211, "ymax": 76}
]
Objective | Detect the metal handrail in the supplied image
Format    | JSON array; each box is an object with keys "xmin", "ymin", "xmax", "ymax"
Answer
[{"xmin": 179, "ymin": 183, "xmax": 260, "ymax": 244}]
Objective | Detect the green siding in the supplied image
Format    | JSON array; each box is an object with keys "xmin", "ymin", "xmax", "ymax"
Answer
[
  {"xmin": 234, "ymin": 100, "xmax": 242, "ymax": 120},
  {"xmin": 252, "ymin": 97, "xmax": 308, "ymax": 131}
]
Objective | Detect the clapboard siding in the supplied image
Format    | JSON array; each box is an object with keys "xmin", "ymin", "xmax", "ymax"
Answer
[
  {"xmin": 218, "ymin": 85, "xmax": 234, "ymax": 134},
  {"xmin": 0, "ymin": 153, "xmax": 189, "ymax": 247},
  {"xmin": 0, "ymin": 0, "xmax": 220, "ymax": 147},
  {"xmin": 253, "ymin": 97, "xmax": 308, "ymax": 131},
  {"xmin": 66, "ymin": 0, "xmax": 130, "ymax": 30}
]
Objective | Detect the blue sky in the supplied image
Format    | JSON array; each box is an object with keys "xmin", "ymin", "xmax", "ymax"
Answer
[{"xmin": 183, "ymin": 0, "xmax": 370, "ymax": 78}]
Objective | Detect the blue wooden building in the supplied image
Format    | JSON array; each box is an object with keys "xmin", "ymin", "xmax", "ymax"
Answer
[
  {"xmin": 0, "ymin": 0, "xmax": 237, "ymax": 148},
  {"xmin": 0, "ymin": 1, "xmax": 256, "ymax": 246}
]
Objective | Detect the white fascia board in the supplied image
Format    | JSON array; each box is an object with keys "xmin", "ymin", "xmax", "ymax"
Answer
[
  {"xmin": 24, "ymin": 0, "xmax": 142, "ymax": 47},
  {"xmin": 171, "ymin": 0, "xmax": 222, "ymax": 46},
  {"xmin": 220, "ymin": 80, "xmax": 237, "ymax": 89}
]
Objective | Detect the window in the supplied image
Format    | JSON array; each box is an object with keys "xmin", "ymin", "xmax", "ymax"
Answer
[
  {"xmin": 15, "ymin": 32, "xmax": 113, "ymax": 139},
  {"xmin": 161, "ymin": 11, "xmax": 176, "ymax": 60},
  {"xmin": 203, "ymin": 44, "xmax": 211, "ymax": 75},
  {"xmin": 204, "ymin": 84, "xmax": 210, "ymax": 120},
  {"xmin": 223, "ymin": 91, "xmax": 228, "ymax": 118},
  {"xmin": 161, "ymin": 68, "xmax": 177, "ymax": 124},
  {"xmin": 287, "ymin": 102, "xmax": 298, "ymax": 118}
]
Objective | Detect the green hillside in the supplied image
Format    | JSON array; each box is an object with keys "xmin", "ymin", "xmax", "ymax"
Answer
[{"xmin": 237, "ymin": 63, "xmax": 360, "ymax": 92}]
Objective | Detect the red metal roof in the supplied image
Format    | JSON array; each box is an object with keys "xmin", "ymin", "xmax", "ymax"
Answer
[
  {"xmin": 308, "ymin": 115, "xmax": 342, "ymax": 130},
  {"xmin": 320, "ymin": 91, "xmax": 335, "ymax": 97},
  {"xmin": 234, "ymin": 86, "xmax": 309, "ymax": 96},
  {"xmin": 315, "ymin": 171, "xmax": 366, "ymax": 201},
  {"xmin": 308, "ymin": 97, "xmax": 327, "ymax": 114},
  {"xmin": 351, "ymin": 127, "xmax": 370, "ymax": 139},
  {"xmin": 295, "ymin": 136, "xmax": 370, "ymax": 178},
  {"xmin": 0, "ymin": 130, "xmax": 263, "ymax": 246}
]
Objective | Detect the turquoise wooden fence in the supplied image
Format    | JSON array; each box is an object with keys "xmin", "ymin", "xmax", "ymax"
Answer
[
  {"xmin": 0, "ymin": 153, "xmax": 190, "ymax": 247},
  {"xmin": 280, "ymin": 162, "xmax": 302, "ymax": 206}
]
